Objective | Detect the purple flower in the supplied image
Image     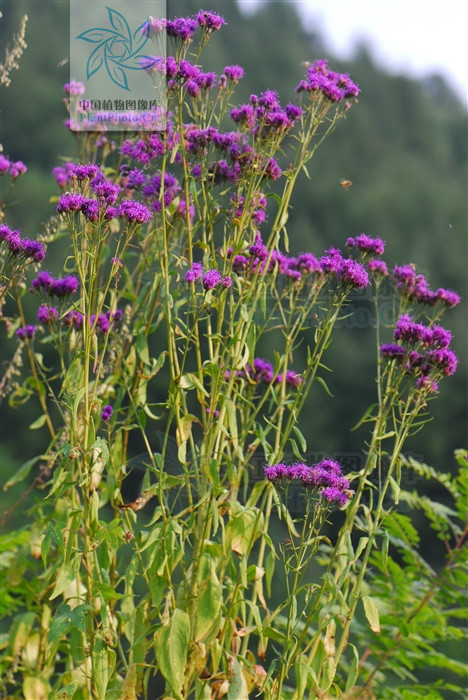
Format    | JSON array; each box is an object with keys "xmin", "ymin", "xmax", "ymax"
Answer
[
  {"xmin": 101, "ymin": 404, "xmax": 113, "ymax": 421},
  {"xmin": 196, "ymin": 10, "xmax": 226, "ymax": 31},
  {"xmin": 430, "ymin": 325, "xmax": 452, "ymax": 348},
  {"xmin": 367, "ymin": 259, "xmax": 388, "ymax": 276},
  {"xmin": 64, "ymin": 80, "xmax": 85, "ymax": 96},
  {"xmin": 202, "ymin": 269, "xmax": 222, "ymax": 290},
  {"xmin": 21, "ymin": 239, "xmax": 46, "ymax": 263},
  {"xmin": 52, "ymin": 275, "xmax": 80, "ymax": 297},
  {"xmin": 9, "ymin": 161, "xmax": 27, "ymax": 178},
  {"xmin": 221, "ymin": 276, "xmax": 233, "ymax": 288},
  {"xmin": 436, "ymin": 288, "xmax": 461, "ymax": 308},
  {"xmin": 249, "ymin": 358, "xmax": 274, "ymax": 383},
  {"xmin": 263, "ymin": 158, "xmax": 282, "ymax": 181},
  {"xmin": 346, "ymin": 234, "xmax": 385, "ymax": 256},
  {"xmin": 117, "ymin": 200, "xmax": 152, "ymax": 223},
  {"xmin": 63, "ymin": 310, "xmax": 84, "ymax": 329},
  {"xmin": 380, "ymin": 343, "xmax": 406, "ymax": 360},
  {"xmin": 321, "ymin": 487, "xmax": 350, "ymax": 506},
  {"xmin": 91, "ymin": 176, "xmax": 121, "ymax": 204},
  {"xmin": 394, "ymin": 314, "xmax": 432, "ymax": 345},
  {"xmin": 185, "ymin": 262, "xmax": 203, "ymax": 282},
  {"xmin": 57, "ymin": 193, "xmax": 86, "ymax": 213},
  {"xmin": 166, "ymin": 17, "xmax": 198, "ymax": 41},
  {"xmin": 0, "ymin": 155, "xmax": 11, "ymax": 173},
  {"xmin": 416, "ymin": 377, "xmax": 439, "ymax": 392},
  {"xmin": 37, "ymin": 304, "xmax": 58, "ymax": 324},
  {"xmin": 223, "ymin": 65, "xmax": 244, "ymax": 82},
  {"xmin": 427, "ymin": 348, "xmax": 458, "ymax": 376},
  {"xmin": 337, "ymin": 259, "xmax": 369, "ymax": 289},
  {"xmin": 0, "ymin": 224, "xmax": 11, "ymax": 242},
  {"xmin": 284, "ymin": 103, "xmax": 304, "ymax": 121},
  {"xmin": 185, "ymin": 79, "xmax": 200, "ymax": 98},
  {"xmin": 249, "ymin": 232, "xmax": 269, "ymax": 261},
  {"xmin": 16, "ymin": 325, "xmax": 36, "ymax": 340}
]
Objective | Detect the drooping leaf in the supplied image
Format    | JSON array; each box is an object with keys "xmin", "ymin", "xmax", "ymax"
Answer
[{"xmin": 362, "ymin": 594, "xmax": 381, "ymax": 634}]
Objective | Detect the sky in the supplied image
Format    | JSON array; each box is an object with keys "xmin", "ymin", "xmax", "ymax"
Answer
[{"xmin": 238, "ymin": 0, "xmax": 468, "ymax": 106}]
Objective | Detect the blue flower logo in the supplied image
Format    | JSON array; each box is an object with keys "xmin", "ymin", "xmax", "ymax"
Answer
[{"xmin": 76, "ymin": 7, "xmax": 156, "ymax": 91}]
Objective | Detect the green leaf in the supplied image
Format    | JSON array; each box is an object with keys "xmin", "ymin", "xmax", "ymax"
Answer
[
  {"xmin": 316, "ymin": 375, "xmax": 334, "ymax": 397},
  {"xmin": 227, "ymin": 655, "xmax": 248, "ymax": 700},
  {"xmin": 361, "ymin": 595, "xmax": 380, "ymax": 634},
  {"xmin": 155, "ymin": 608, "xmax": 190, "ymax": 699},
  {"xmin": 292, "ymin": 425, "xmax": 307, "ymax": 452},
  {"xmin": 49, "ymin": 553, "xmax": 81, "ymax": 600},
  {"xmin": 344, "ymin": 644, "xmax": 360, "ymax": 692},
  {"xmin": 194, "ymin": 554, "xmax": 222, "ymax": 643},
  {"xmin": 3, "ymin": 455, "xmax": 41, "ymax": 491},
  {"xmin": 29, "ymin": 414, "xmax": 47, "ymax": 430},
  {"xmin": 179, "ymin": 373, "xmax": 208, "ymax": 396}
]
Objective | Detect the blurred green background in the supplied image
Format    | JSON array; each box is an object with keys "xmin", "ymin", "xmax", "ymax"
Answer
[{"xmin": 1, "ymin": 0, "xmax": 466, "ymax": 531}]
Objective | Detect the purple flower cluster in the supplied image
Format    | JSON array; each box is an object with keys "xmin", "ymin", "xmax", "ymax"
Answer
[
  {"xmin": 52, "ymin": 162, "xmax": 102, "ymax": 188},
  {"xmin": 144, "ymin": 11, "xmax": 226, "ymax": 43},
  {"xmin": 141, "ymin": 56, "xmax": 220, "ymax": 98},
  {"xmin": 346, "ymin": 234, "xmax": 385, "ymax": 256},
  {"xmin": 16, "ymin": 325, "xmax": 36, "ymax": 340},
  {"xmin": 319, "ymin": 247, "xmax": 369, "ymax": 289},
  {"xmin": 264, "ymin": 459, "xmax": 352, "ymax": 506},
  {"xmin": 380, "ymin": 314, "xmax": 458, "ymax": 391},
  {"xmin": 296, "ymin": 59, "xmax": 360, "ymax": 102},
  {"xmin": 392, "ymin": 264, "xmax": 461, "ymax": 308},
  {"xmin": 63, "ymin": 80, "xmax": 85, "ymax": 96},
  {"xmin": 231, "ymin": 90, "xmax": 304, "ymax": 137},
  {"xmin": 117, "ymin": 200, "xmax": 152, "ymax": 224},
  {"xmin": 227, "ymin": 233, "xmax": 324, "ymax": 284},
  {"xmin": 31, "ymin": 271, "xmax": 79, "ymax": 298},
  {"xmin": 231, "ymin": 192, "xmax": 267, "ymax": 225},
  {"xmin": 101, "ymin": 404, "xmax": 113, "ymax": 421},
  {"xmin": 37, "ymin": 304, "xmax": 58, "ymax": 325},
  {"xmin": 226, "ymin": 357, "xmax": 303, "ymax": 389},
  {"xmin": 0, "ymin": 155, "xmax": 27, "ymax": 179},
  {"xmin": 0, "ymin": 224, "xmax": 46, "ymax": 263},
  {"xmin": 185, "ymin": 262, "xmax": 232, "ymax": 290},
  {"xmin": 367, "ymin": 259, "xmax": 388, "ymax": 276}
]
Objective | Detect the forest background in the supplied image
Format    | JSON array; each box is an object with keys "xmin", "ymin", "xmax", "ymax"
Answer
[{"xmin": 1, "ymin": 0, "xmax": 466, "ymax": 599}]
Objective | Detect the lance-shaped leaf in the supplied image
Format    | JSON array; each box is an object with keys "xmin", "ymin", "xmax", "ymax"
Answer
[
  {"xmin": 155, "ymin": 609, "xmax": 190, "ymax": 699},
  {"xmin": 361, "ymin": 594, "xmax": 381, "ymax": 634}
]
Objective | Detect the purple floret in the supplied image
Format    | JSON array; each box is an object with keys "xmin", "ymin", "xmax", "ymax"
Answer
[
  {"xmin": 37, "ymin": 304, "xmax": 58, "ymax": 324},
  {"xmin": 57, "ymin": 193, "xmax": 86, "ymax": 213},
  {"xmin": 21, "ymin": 239, "xmax": 46, "ymax": 263},
  {"xmin": 224, "ymin": 65, "xmax": 245, "ymax": 82},
  {"xmin": 118, "ymin": 200, "xmax": 152, "ymax": 223},
  {"xmin": 166, "ymin": 17, "xmax": 198, "ymax": 41},
  {"xmin": 16, "ymin": 325, "xmax": 36, "ymax": 340},
  {"xmin": 10, "ymin": 161, "xmax": 27, "ymax": 178},
  {"xmin": 185, "ymin": 262, "xmax": 204, "ymax": 282},
  {"xmin": 347, "ymin": 234, "xmax": 385, "ymax": 256},
  {"xmin": 321, "ymin": 487, "xmax": 350, "ymax": 506},
  {"xmin": 337, "ymin": 259, "xmax": 369, "ymax": 289},
  {"xmin": 196, "ymin": 10, "xmax": 226, "ymax": 31},
  {"xmin": 202, "ymin": 269, "xmax": 222, "ymax": 290},
  {"xmin": 436, "ymin": 288, "xmax": 461, "ymax": 308},
  {"xmin": 101, "ymin": 404, "xmax": 113, "ymax": 421},
  {"xmin": 367, "ymin": 259, "xmax": 388, "ymax": 276}
]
